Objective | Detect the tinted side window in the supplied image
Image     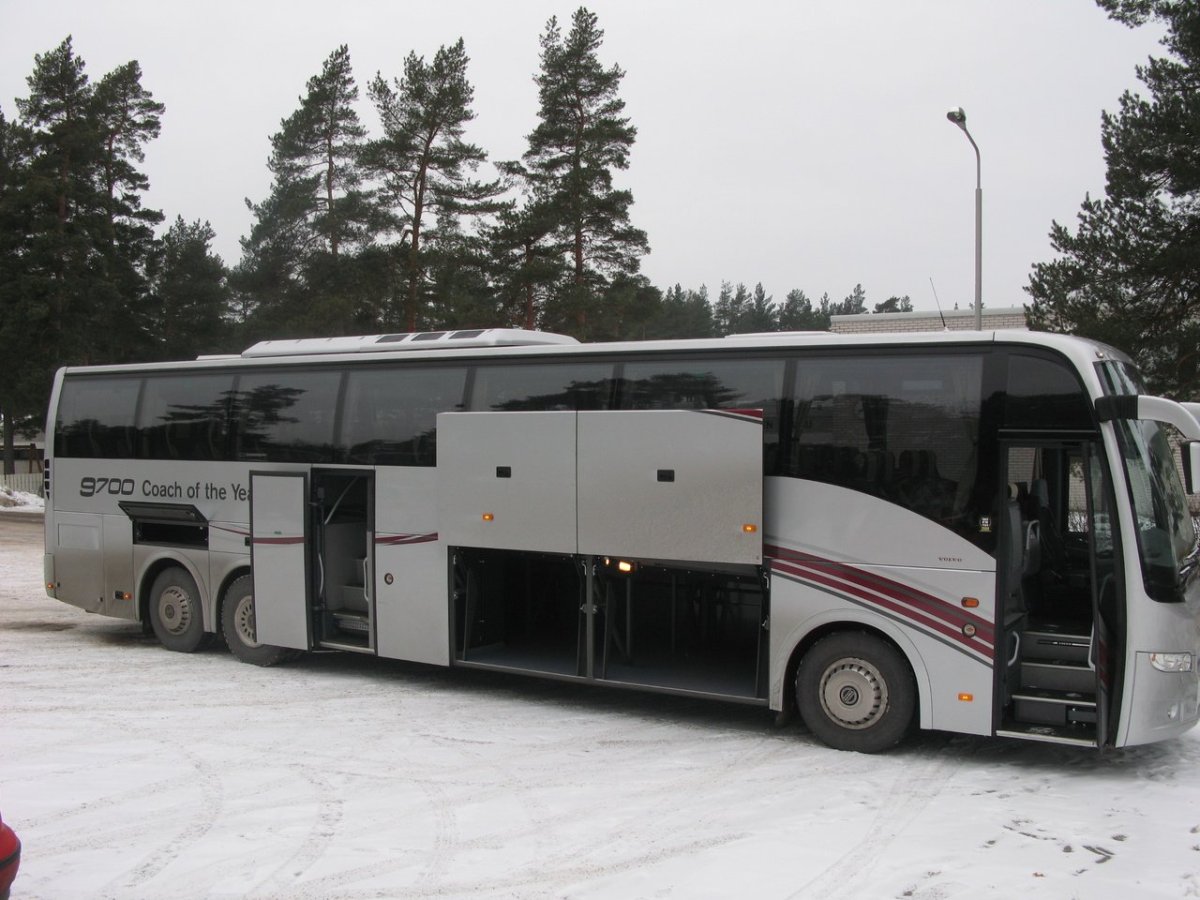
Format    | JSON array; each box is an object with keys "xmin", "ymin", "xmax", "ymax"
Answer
[
  {"xmin": 1006, "ymin": 354, "xmax": 1092, "ymax": 430},
  {"xmin": 620, "ymin": 357, "xmax": 785, "ymax": 472},
  {"xmin": 55, "ymin": 377, "xmax": 140, "ymax": 458},
  {"xmin": 342, "ymin": 366, "xmax": 467, "ymax": 466},
  {"xmin": 470, "ymin": 363, "xmax": 614, "ymax": 411},
  {"xmin": 233, "ymin": 369, "xmax": 343, "ymax": 463},
  {"xmin": 138, "ymin": 374, "xmax": 234, "ymax": 460},
  {"xmin": 787, "ymin": 354, "xmax": 984, "ymax": 539}
]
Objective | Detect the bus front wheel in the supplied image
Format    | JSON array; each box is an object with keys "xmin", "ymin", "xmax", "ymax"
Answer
[
  {"xmin": 795, "ymin": 631, "xmax": 915, "ymax": 753},
  {"xmin": 221, "ymin": 574, "xmax": 292, "ymax": 667},
  {"xmin": 148, "ymin": 567, "xmax": 209, "ymax": 653}
]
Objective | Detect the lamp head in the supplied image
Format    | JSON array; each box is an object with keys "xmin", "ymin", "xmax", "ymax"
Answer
[{"xmin": 946, "ymin": 107, "xmax": 967, "ymax": 128}]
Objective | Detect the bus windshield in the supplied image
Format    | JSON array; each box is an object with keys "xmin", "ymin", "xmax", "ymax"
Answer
[{"xmin": 1100, "ymin": 361, "xmax": 1199, "ymax": 601}]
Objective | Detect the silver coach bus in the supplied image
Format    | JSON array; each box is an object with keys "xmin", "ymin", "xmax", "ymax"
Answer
[{"xmin": 42, "ymin": 328, "xmax": 1200, "ymax": 752}]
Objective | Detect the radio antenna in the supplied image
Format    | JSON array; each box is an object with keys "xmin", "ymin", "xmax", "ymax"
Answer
[{"xmin": 928, "ymin": 277, "xmax": 949, "ymax": 331}]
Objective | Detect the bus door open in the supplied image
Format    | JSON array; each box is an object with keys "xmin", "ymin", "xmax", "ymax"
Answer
[
  {"xmin": 310, "ymin": 469, "xmax": 376, "ymax": 654},
  {"xmin": 250, "ymin": 469, "xmax": 378, "ymax": 655},
  {"xmin": 995, "ymin": 440, "xmax": 1119, "ymax": 747},
  {"xmin": 249, "ymin": 471, "xmax": 312, "ymax": 652}
]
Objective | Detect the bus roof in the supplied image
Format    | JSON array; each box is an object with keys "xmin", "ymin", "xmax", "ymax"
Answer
[
  {"xmin": 54, "ymin": 328, "xmax": 1131, "ymax": 377},
  {"xmin": 241, "ymin": 328, "xmax": 579, "ymax": 358}
]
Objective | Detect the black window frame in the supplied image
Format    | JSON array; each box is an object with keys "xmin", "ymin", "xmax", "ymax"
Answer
[
  {"xmin": 136, "ymin": 371, "xmax": 236, "ymax": 461},
  {"xmin": 340, "ymin": 362, "xmax": 469, "ymax": 466},
  {"xmin": 230, "ymin": 366, "xmax": 347, "ymax": 464},
  {"xmin": 54, "ymin": 374, "xmax": 143, "ymax": 459}
]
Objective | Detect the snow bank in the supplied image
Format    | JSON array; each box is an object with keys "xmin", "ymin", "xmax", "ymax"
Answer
[{"xmin": 0, "ymin": 487, "xmax": 43, "ymax": 511}]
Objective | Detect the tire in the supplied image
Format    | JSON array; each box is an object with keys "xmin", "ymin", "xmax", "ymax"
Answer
[
  {"xmin": 795, "ymin": 631, "xmax": 916, "ymax": 753},
  {"xmin": 221, "ymin": 574, "xmax": 293, "ymax": 667},
  {"xmin": 148, "ymin": 567, "xmax": 210, "ymax": 653}
]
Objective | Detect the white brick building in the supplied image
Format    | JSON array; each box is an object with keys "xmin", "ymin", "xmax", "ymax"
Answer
[{"xmin": 830, "ymin": 305, "xmax": 1028, "ymax": 335}]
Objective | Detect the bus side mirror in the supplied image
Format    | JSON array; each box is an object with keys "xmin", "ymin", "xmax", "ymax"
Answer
[{"xmin": 1184, "ymin": 441, "xmax": 1200, "ymax": 494}]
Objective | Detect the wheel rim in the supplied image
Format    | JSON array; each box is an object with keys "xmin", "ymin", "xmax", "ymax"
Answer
[
  {"xmin": 818, "ymin": 655, "xmax": 889, "ymax": 730},
  {"xmin": 157, "ymin": 585, "xmax": 194, "ymax": 636},
  {"xmin": 233, "ymin": 594, "xmax": 261, "ymax": 648}
]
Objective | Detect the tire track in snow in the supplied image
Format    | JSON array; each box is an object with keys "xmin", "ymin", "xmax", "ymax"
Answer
[
  {"xmin": 246, "ymin": 767, "xmax": 344, "ymax": 897},
  {"xmin": 95, "ymin": 734, "xmax": 226, "ymax": 896},
  {"xmin": 265, "ymin": 721, "xmax": 804, "ymax": 897},
  {"xmin": 786, "ymin": 739, "xmax": 965, "ymax": 899}
]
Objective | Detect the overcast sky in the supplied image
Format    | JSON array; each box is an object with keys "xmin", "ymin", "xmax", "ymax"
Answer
[{"xmin": 0, "ymin": 0, "xmax": 1166, "ymax": 314}]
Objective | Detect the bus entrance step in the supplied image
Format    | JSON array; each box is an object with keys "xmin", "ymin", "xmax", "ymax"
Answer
[
  {"xmin": 996, "ymin": 722, "xmax": 1097, "ymax": 748},
  {"xmin": 1013, "ymin": 689, "xmax": 1097, "ymax": 727},
  {"xmin": 1022, "ymin": 629, "xmax": 1091, "ymax": 664},
  {"xmin": 1020, "ymin": 660, "xmax": 1094, "ymax": 694},
  {"xmin": 332, "ymin": 611, "xmax": 370, "ymax": 633}
]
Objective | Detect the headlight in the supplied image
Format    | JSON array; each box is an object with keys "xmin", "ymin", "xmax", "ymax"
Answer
[{"xmin": 1149, "ymin": 652, "xmax": 1194, "ymax": 673}]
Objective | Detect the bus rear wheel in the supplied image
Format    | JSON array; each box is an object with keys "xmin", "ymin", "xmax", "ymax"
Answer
[
  {"xmin": 221, "ymin": 574, "xmax": 292, "ymax": 667},
  {"xmin": 149, "ymin": 567, "xmax": 210, "ymax": 653},
  {"xmin": 795, "ymin": 631, "xmax": 915, "ymax": 753}
]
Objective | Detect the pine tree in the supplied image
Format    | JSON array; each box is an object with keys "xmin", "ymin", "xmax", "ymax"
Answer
[
  {"xmin": 588, "ymin": 274, "xmax": 660, "ymax": 340},
  {"xmin": 90, "ymin": 60, "xmax": 165, "ymax": 353},
  {"xmin": 488, "ymin": 197, "xmax": 563, "ymax": 330},
  {"xmin": 14, "ymin": 40, "xmax": 163, "ymax": 360},
  {"xmin": 643, "ymin": 284, "xmax": 714, "ymax": 339},
  {"xmin": 4, "ymin": 38, "xmax": 165, "ymax": 464},
  {"xmin": 366, "ymin": 39, "xmax": 503, "ymax": 331},
  {"xmin": 779, "ymin": 288, "xmax": 830, "ymax": 331},
  {"xmin": 239, "ymin": 46, "xmax": 372, "ymax": 336},
  {"xmin": 517, "ymin": 7, "xmax": 648, "ymax": 336},
  {"xmin": 837, "ymin": 283, "xmax": 868, "ymax": 315},
  {"xmin": 874, "ymin": 295, "xmax": 913, "ymax": 313},
  {"xmin": 741, "ymin": 282, "xmax": 778, "ymax": 332},
  {"xmin": 423, "ymin": 216, "xmax": 501, "ymax": 329},
  {"xmin": 713, "ymin": 281, "xmax": 745, "ymax": 336},
  {"xmin": 148, "ymin": 217, "xmax": 231, "ymax": 360},
  {"xmin": 1027, "ymin": 1, "xmax": 1200, "ymax": 397},
  {"xmin": 817, "ymin": 292, "xmax": 837, "ymax": 324},
  {"xmin": 0, "ymin": 109, "xmax": 36, "ymax": 474},
  {"xmin": 92, "ymin": 61, "xmax": 163, "ymax": 247},
  {"xmin": 274, "ymin": 45, "xmax": 371, "ymax": 261},
  {"xmin": 14, "ymin": 37, "xmax": 100, "ymax": 356}
]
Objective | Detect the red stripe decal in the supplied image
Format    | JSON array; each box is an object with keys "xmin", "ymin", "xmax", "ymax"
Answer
[
  {"xmin": 767, "ymin": 544, "xmax": 994, "ymax": 659},
  {"xmin": 211, "ymin": 524, "xmax": 251, "ymax": 537},
  {"xmin": 376, "ymin": 532, "xmax": 439, "ymax": 546},
  {"xmin": 767, "ymin": 544, "xmax": 995, "ymax": 644}
]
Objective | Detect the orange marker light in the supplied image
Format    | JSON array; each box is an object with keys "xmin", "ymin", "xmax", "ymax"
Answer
[
  {"xmin": 958, "ymin": 693, "xmax": 974, "ymax": 702},
  {"xmin": 742, "ymin": 524, "xmax": 758, "ymax": 534},
  {"xmin": 962, "ymin": 597, "xmax": 980, "ymax": 608},
  {"xmin": 482, "ymin": 513, "xmax": 494, "ymax": 522}
]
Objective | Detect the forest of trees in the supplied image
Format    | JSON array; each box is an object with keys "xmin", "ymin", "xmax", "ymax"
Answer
[
  {"xmin": 3, "ymin": 1, "xmax": 1196, "ymax": 472},
  {"xmin": 0, "ymin": 8, "xmax": 914, "ymax": 470}
]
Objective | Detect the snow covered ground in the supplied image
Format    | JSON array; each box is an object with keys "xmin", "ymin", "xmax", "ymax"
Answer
[
  {"xmin": 0, "ymin": 487, "xmax": 44, "ymax": 513},
  {"xmin": 2, "ymin": 515, "xmax": 1200, "ymax": 899}
]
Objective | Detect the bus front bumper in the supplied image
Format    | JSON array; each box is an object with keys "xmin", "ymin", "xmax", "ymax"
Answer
[{"xmin": 1123, "ymin": 651, "xmax": 1200, "ymax": 746}]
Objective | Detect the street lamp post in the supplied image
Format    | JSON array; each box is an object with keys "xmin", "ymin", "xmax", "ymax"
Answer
[{"xmin": 946, "ymin": 107, "xmax": 982, "ymax": 330}]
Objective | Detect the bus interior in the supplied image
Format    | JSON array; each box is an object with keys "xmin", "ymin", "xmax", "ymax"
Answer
[
  {"xmin": 997, "ymin": 442, "xmax": 1117, "ymax": 746},
  {"xmin": 310, "ymin": 469, "xmax": 375, "ymax": 651}
]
